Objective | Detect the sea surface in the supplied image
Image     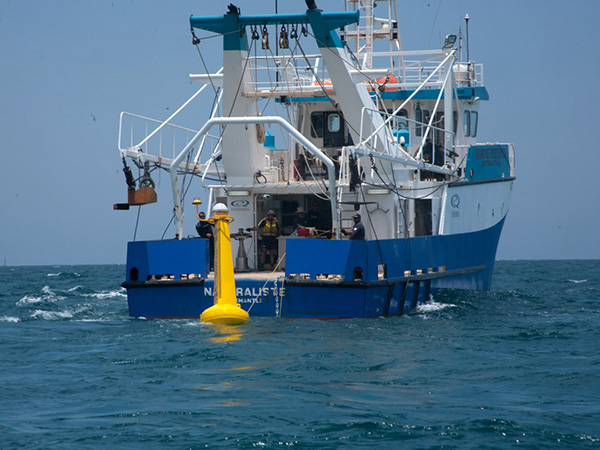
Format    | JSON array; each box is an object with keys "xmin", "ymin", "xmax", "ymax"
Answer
[{"xmin": 1, "ymin": 260, "xmax": 599, "ymax": 449}]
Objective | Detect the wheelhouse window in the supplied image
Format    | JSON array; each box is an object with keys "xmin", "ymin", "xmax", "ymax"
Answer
[
  {"xmin": 463, "ymin": 110, "xmax": 478, "ymax": 137},
  {"xmin": 470, "ymin": 111, "xmax": 478, "ymax": 137},
  {"xmin": 311, "ymin": 111, "xmax": 352, "ymax": 147},
  {"xmin": 327, "ymin": 113, "xmax": 340, "ymax": 132},
  {"xmin": 463, "ymin": 110, "xmax": 471, "ymax": 137},
  {"xmin": 310, "ymin": 112, "xmax": 324, "ymax": 138}
]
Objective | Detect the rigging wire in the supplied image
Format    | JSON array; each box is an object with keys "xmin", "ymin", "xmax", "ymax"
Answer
[
  {"xmin": 427, "ymin": 0, "xmax": 443, "ymax": 50},
  {"xmin": 192, "ymin": 29, "xmax": 220, "ymax": 98},
  {"xmin": 191, "ymin": 29, "xmax": 259, "ymax": 191},
  {"xmin": 253, "ymin": 29, "xmax": 332, "ymax": 200},
  {"xmin": 133, "ymin": 206, "xmax": 142, "ymax": 242}
]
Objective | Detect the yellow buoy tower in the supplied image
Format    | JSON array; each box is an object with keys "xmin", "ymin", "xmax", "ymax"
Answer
[{"xmin": 200, "ymin": 203, "xmax": 249, "ymax": 325}]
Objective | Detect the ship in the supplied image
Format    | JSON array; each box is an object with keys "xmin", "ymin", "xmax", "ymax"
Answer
[{"xmin": 115, "ymin": 0, "xmax": 515, "ymax": 319}]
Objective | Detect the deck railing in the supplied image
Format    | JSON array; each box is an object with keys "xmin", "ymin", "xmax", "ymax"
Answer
[
  {"xmin": 118, "ymin": 82, "xmax": 223, "ymax": 170},
  {"xmin": 242, "ymin": 50, "xmax": 483, "ymax": 95},
  {"xmin": 118, "ymin": 112, "xmax": 200, "ymax": 161}
]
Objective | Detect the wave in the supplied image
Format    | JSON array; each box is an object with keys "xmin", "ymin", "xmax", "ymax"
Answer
[
  {"xmin": 15, "ymin": 285, "xmax": 125, "ymax": 308},
  {"xmin": 417, "ymin": 299, "xmax": 456, "ymax": 313},
  {"xmin": 46, "ymin": 272, "xmax": 83, "ymax": 279},
  {"xmin": 17, "ymin": 286, "xmax": 66, "ymax": 306},
  {"xmin": 30, "ymin": 303, "xmax": 95, "ymax": 320},
  {"xmin": 568, "ymin": 279, "xmax": 588, "ymax": 284},
  {"xmin": 31, "ymin": 309, "xmax": 75, "ymax": 320},
  {"xmin": 0, "ymin": 316, "xmax": 20, "ymax": 323},
  {"xmin": 82, "ymin": 290, "xmax": 127, "ymax": 300}
]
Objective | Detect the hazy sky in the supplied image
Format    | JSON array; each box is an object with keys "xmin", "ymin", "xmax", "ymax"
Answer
[{"xmin": 1, "ymin": 0, "xmax": 599, "ymax": 265}]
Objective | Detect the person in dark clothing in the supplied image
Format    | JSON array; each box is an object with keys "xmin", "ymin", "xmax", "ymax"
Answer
[
  {"xmin": 307, "ymin": 201, "xmax": 323, "ymax": 231},
  {"xmin": 341, "ymin": 213, "xmax": 365, "ymax": 240},
  {"xmin": 292, "ymin": 206, "xmax": 308, "ymax": 232},
  {"xmin": 196, "ymin": 212, "xmax": 214, "ymax": 270}
]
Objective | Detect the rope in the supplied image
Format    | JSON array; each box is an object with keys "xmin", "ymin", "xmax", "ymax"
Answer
[{"xmin": 247, "ymin": 252, "xmax": 286, "ymax": 313}]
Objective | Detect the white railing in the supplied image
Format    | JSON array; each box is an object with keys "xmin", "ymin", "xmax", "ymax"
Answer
[
  {"xmin": 242, "ymin": 50, "xmax": 483, "ymax": 96},
  {"xmin": 244, "ymin": 54, "xmax": 329, "ymax": 95},
  {"xmin": 118, "ymin": 79, "xmax": 224, "ymax": 167},
  {"xmin": 118, "ymin": 112, "xmax": 200, "ymax": 161},
  {"xmin": 365, "ymin": 50, "xmax": 484, "ymax": 87}
]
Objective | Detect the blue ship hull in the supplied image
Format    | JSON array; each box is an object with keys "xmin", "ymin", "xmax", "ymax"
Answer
[{"xmin": 123, "ymin": 219, "xmax": 505, "ymax": 319}]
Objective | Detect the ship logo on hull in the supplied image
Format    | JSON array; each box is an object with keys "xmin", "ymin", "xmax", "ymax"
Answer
[{"xmin": 451, "ymin": 194, "xmax": 460, "ymax": 209}]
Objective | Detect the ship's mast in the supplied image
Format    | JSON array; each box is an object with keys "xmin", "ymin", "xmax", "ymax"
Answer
[{"xmin": 343, "ymin": 0, "xmax": 400, "ymax": 69}]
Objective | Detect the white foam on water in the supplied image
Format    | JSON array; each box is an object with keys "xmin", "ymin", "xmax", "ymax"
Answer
[
  {"xmin": 417, "ymin": 300, "xmax": 456, "ymax": 313},
  {"xmin": 42, "ymin": 285, "xmax": 54, "ymax": 294},
  {"xmin": 0, "ymin": 316, "xmax": 20, "ymax": 323},
  {"xmin": 47, "ymin": 272, "xmax": 81, "ymax": 278},
  {"xmin": 84, "ymin": 290, "xmax": 127, "ymax": 299},
  {"xmin": 568, "ymin": 279, "xmax": 587, "ymax": 284},
  {"xmin": 17, "ymin": 295, "xmax": 44, "ymax": 306},
  {"xmin": 31, "ymin": 309, "xmax": 74, "ymax": 320},
  {"xmin": 17, "ymin": 286, "xmax": 66, "ymax": 306}
]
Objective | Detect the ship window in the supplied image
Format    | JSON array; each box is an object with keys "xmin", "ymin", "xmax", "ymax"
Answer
[
  {"xmin": 463, "ymin": 110, "xmax": 471, "ymax": 137},
  {"xmin": 327, "ymin": 113, "xmax": 341, "ymax": 132},
  {"xmin": 415, "ymin": 107, "xmax": 422, "ymax": 136},
  {"xmin": 310, "ymin": 112, "xmax": 324, "ymax": 138},
  {"xmin": 470, "ymin": 111, "xmax": 478, "ymax": 137},
  {"xmin": 416, "ymin": 108, "xmax": 430, "ymax": 137}
]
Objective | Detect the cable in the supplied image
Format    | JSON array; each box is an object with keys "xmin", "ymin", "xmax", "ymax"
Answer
[
  {"xmin": 133, "ymin": 206, "xmax": 142, "ymax": 242},
  {"xmin": 247, "ymin": 252, "xmax": 286, "ymax": 313}
]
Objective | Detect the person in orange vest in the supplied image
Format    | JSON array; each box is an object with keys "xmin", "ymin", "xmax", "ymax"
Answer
[{"xmin": 251, "ymin": 210, "xmax": 281, "ymax": 269}]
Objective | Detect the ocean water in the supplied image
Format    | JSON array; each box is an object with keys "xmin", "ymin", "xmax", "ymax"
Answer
[{"xmin": 1, "ymin": 261, "xmax": 599, "ymax": 449}]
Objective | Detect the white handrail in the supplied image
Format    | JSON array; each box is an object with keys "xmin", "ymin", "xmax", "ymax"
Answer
[{"xmin": 118, "ymin": 67, "xmax": 223, "ymax": 157}]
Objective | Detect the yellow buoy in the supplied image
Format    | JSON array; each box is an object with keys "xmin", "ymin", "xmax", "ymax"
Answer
[{"xmin": 200, "ymin": 203, "xmax": 249, "ymax": 325}]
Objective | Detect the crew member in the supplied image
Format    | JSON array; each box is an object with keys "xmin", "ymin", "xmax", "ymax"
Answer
[
  {"xmin": 252, "ymin": 210, "xmax": 281, "ymax": 269},
  {"xmin": 341, "ymin": 213, "xmax": 365, "ymax": 240},
  {"xmin": 307, "ymin": 201, "xmax": 323, "ymax": 231},
  {"xmin": 196, "ymin": 212, "xmax": 214, "ymax": 270},
  {"xmin": 292, "ymin": 206, "xmax": 308, "ymax": 232}
]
